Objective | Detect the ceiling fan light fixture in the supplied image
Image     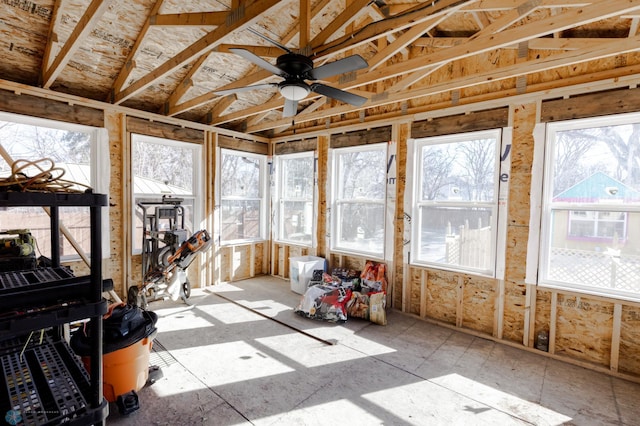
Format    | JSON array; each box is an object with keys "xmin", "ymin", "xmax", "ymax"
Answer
[{"xmin": 279, "ymin": 82, "xmax": 310, "ymax": 101}]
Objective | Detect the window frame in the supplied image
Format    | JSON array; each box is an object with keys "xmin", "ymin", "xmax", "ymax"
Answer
[
  {"xmin": 130, "ymin": 133, "xmax": 202, "ymax": 255},
  {"xmin": 410, "ymin": 129, "xmax": 504, "ymax": 277},
  {"xmin": 0, "ymin": 111, "xmax": 109, "ymax": 261},
  {"xmin": 219, "ymin": 148, "xmax": 268, "ymax": 245},
  {"xmin": 539, "ymin": 113, "xmax": 640, "ymax": 300},
  {"xmin": 330, "ymin": 143, "xmax": 388, "ymax": 259},
  {"xmin": 274, "ymin": 151, "xmax": 315, "ymax": 246}
]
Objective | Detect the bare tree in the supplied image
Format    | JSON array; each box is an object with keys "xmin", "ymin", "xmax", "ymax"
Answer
[
  {"xmin": 421, "ymin": 144, "xmax": 455, "ymax": 200},
  {"xmin": 456, "ymin": 139, "xmax": 494, "ymax": 201}
]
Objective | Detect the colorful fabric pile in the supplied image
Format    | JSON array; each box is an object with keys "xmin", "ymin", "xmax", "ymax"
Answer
[{"xmin": 294, "ymin": 260, "xmax": 388, "ymax": 325}]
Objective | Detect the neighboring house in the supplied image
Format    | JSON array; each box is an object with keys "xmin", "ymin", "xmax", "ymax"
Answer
[{"xmin": 551, "ymin": 172, "xmax": 640, "ymax": 252}]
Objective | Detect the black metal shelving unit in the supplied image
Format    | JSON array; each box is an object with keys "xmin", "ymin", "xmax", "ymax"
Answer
[{"xmin": 0, "ymin": 192, "xmax": 109, "ymax": 425}]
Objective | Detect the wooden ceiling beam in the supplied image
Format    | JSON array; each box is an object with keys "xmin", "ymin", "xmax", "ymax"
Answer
[
  {"xmin": 108, "ymin": 0, "xmax": 164, "ymax": 102},
  {"xmin": 167, "ymin": 69, "xmax": 273, "ymax": 116},
  {"xmin": 389, "ymin": 64, "xmax": 446, "ymax": 93},
  {"xmin": 310, "ymin": 0, "xmax": 373, "ymax": 48},
  {"xmin": 150, "ymin": 11, "xmax": 227, "ymax": 26},
  {"xmin": 412, "ymin": 37, "xmax": 618, "ymax": 50},
  {"xmin": 311, "ymin": 0, "xmax": 474, "ymax": 57},
  {"xmin": 112, "ymin": 0, "xmax": 283, "ymax": 105},
  {"xmin": 368, "ymin": 12, "xmax": 454, "ymax": 70},
  {"xmin": 463, "ymin": 0, "xmax": 591, "ymax": 11},
  {"xmin": 168, "ymin": 0, "xmax": 333, "ymax": 117},
  {"xmin": 41, "ymin": 0, "xmax": 63, "ymax": 72},
  {"xmin": 41, "ymin": 0, "xmax": 110, "ymax": 89},
  {"xmin": 162, "ymin": 52, "xmax": 213, "ymax": 113},
  {"xmin": 340, "ymin": 0, "xmax": 640, "ymax": 91},
  {"xmin": 246, "ymin": 32, "xmax": 640, "ymax": 133},
  {"xmin": 299, "ymin": 0, "xmax": 311, "ymax": 50},
  {"xmin": 204, "ymin": 94, "xmax": 238, "ymax": 124},
  {"xmin": 468, "ymin": 0, "xmax": 543, "ymax": 37},
  {"xmin": 215, "ymin": 0, "xmax": 635, "ymax": 126}
]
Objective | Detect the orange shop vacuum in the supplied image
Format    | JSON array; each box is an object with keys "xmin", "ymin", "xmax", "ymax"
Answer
[{"xmin": 71, "ymin": 302, "xmax": 160, "ymax": 415}]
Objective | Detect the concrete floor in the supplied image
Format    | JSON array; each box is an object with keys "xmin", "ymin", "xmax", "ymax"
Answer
[{"xmin": 106, "ymin": 275, "xmax": 640, "ymax": 425}]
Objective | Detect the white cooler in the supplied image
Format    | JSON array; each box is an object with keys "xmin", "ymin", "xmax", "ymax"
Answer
[{"xmin": 289, "ymin": 256, "xmax": 326, "ymax": 294}]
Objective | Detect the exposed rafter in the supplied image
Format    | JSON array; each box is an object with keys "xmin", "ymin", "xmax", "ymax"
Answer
[
  {"xmin": 111, "ymin": 0, "xmax": 283, "ymax": 105},
  {"xmin": 108, "ymin": 0, "xmax": 165, "ymax": 102},
  {"xmin": 41, "ymin": 0, "xmax": 110, "ymax": 89}
]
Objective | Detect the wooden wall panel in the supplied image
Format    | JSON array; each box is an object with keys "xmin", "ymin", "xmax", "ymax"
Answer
[
  {"xmin": 330, "ymin": 126, "xmax": 391, "ymax": 148},
  {"xmin": 411, "ymin": 107, "xmax": 508, "ymax": 139},
  {"xmin": 0, "ymin": 89, "xmax": 104, "ymax": 127},
  {"xmin": 462, "ymin": 275, "xmax": 496, "ymax": 334},
  {"xmin": 425, "ymin": 270, "xmax": 457, "ymax": 325},
  {"xmin": 534, "ymin": 290, "xmax": 553, "ymax": 347},
  {"xmin": 541, "ymin": 87, "xmax": 640, "ymax": 123},
  {"xmin": 409, "ymin": 267, "xmax": 421, "ymax": 315},
  {"xmin": 218, "ymin": 134, "xmax": 268, "ymax": 154},
  {"xmin": 105, "ymin": 111, "xmax": 126, "ymax": 297},
  {"xmin": 329, "ymin": 253, "xmax": 366, "ymax": 271},
  {"xmin": 555, "ymin": 295, "xmax": 614, "ymax": 367},
  {"xmin": 502, "ymin": 281, "xmax": 526, "ymax": 343},
  {"xmin": 274, "ymin": 138, "xmax": 317, "ymax": 154},
  {"xmin": 126, "ymin": 116, "xmax": 204, "ymax": 143},
  {"xmin": 619, "ymin": 306, "xmax": 640, "ymax": 376}
]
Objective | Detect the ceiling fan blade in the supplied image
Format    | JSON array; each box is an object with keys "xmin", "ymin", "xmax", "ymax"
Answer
[
  {"xmin": 283, "ymin": 99, "xmax": 298, "ymax": 117},
  {"xmin": 247, "ymin": 27, "xmax": 293, "ymax": 54},
  {"xmin": 212, "ymin": 83, "xmax": 277, "ymax": 96},
  {"xmin": 229, "ymin": 48, "xmax": 284, "ymax": 76},
  {"xmin": 311, "ymin": 83, "xmax": 367, "ymax": 106},
  {"xmin": 308, "ymin": 55, "xmax": 368, "ymax": 80}
]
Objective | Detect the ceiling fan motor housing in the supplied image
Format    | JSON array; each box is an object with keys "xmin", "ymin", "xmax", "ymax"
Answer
[{"xmin": 277, "ymin": 53, "xmax": 314, "ymax": 78}]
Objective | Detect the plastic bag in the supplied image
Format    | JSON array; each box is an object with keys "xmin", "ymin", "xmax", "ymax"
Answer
[{"xmin": 294, "ymin": 284, "xmax": 352, "ymax": 323}]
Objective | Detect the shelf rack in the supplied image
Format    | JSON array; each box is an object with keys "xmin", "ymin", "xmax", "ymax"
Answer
[{"xmin": 0, "ymin": 191, "xmax": 109, "ymax": 425}]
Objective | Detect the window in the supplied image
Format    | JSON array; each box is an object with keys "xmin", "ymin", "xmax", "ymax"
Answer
[
  {"xmin": 132, "ymin": 134, "xmax": 201, "ymax": 253},
  {"xmin": 276, "ymin": 152, "xmax": 314, "ymax": 245},
  {"xmin": 411, "ymin": 130, "xmax": 502, "ymax": 276},
  {"xmin": 0, "ymin": 112, "xmax": 108, "ymax": 260},
  {"xmin": 331, "ymin": 144, "xmax": 387, "ymax": 257},
  {"xmin": 541, "ymin": 114, "xmax": 640, "ymax": 299},
  {"xmin": 219, "ymin": 149, "xmax": 267, "ymax": 243}
]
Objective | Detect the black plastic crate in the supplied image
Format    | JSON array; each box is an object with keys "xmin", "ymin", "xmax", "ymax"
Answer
[
  {"xmin": 0, "ymin": 267, "xmax": 74, "ymax": 291},
  {"xmin": 0, "ymin": 336, "xmax": 92, "ymax": 425}
]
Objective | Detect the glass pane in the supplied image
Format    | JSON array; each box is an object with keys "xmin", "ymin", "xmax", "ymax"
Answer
[
  {"xmin": 0, "ymin": 207, "xmax": 90, "ymax": 260},
  {"xmin": 552, "ymin": 124, "xmax": 640, "ymax": 203},
  {"xmin": 547, "ymin": 210, "xmax": 640, "ymax": 293},
  {"xmin": 133, "ymin": 140, "xmax": 194, "ymax": 193},
  {"xmin": 280, "ymin": 201, "xmax": 313, "ymax": 244},
  {"xmin": 418, "ymin": 206, "xmax": 493, "ymax": 270},
  {"xmin": 282, "ymin": 156, "xmax": 313, "ymax": 199},
  {"xmin": 0, "ymin": 120, "xmax": 91, "ymax": 190},
  {"xmin": 133, "ymin": 198, "xmax": 194, "ymax": 252},
  {"xmin": 221, "ymin": 153, "xmax": 260, "ymax": 197},
  {"xmin": 336, "ymin": 203, "xmax": 384, "ymax": 255},
  {"xmin": 337, "ymin": 149, "xmax": 386, "ymax": 200},
  {"xmin": 221, "ymin": 200, "xmax": 261, "ymax": 240},
  {"xmin": 421, "ymin": 138, "xmax": 496, "ymax": 202},
  {"xmin": 0, "ymin": 120, "xmax": 93, "ymax": 258}
]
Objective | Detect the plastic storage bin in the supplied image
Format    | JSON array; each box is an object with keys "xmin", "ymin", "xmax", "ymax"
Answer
[{"xmin": 289, "ymin": 256, "xmax": 326, "ymax": 294}]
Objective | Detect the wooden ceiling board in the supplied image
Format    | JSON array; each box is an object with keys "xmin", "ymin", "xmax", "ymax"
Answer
[
  {"xmin": 0, "ymin": 1, "xmax": 54, "ymax": 84},
  {"xmin": 2, "ymin": 0, "xmax": 640, "ymax": 137}
]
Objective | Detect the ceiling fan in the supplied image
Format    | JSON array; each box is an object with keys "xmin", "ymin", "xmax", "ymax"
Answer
[{"xmin": 213, "ymin": 28, "xmax": 369, "ymax": 117}]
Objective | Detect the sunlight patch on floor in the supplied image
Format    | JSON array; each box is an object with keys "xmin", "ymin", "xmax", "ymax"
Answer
[
  {"xmin": 255, "ymin": 332, "xmax": 393, "ymax": 367},
  {"xmin": 170, "ymin": 340, "xmax": 295, "ymax": 387},
  {"xmin": 427, "ymin": 374, "xmax": 573, "ymax": 425},
  {"xmin": 258, "ymin": 398, "xmax": 383, "ymax": 425}
]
